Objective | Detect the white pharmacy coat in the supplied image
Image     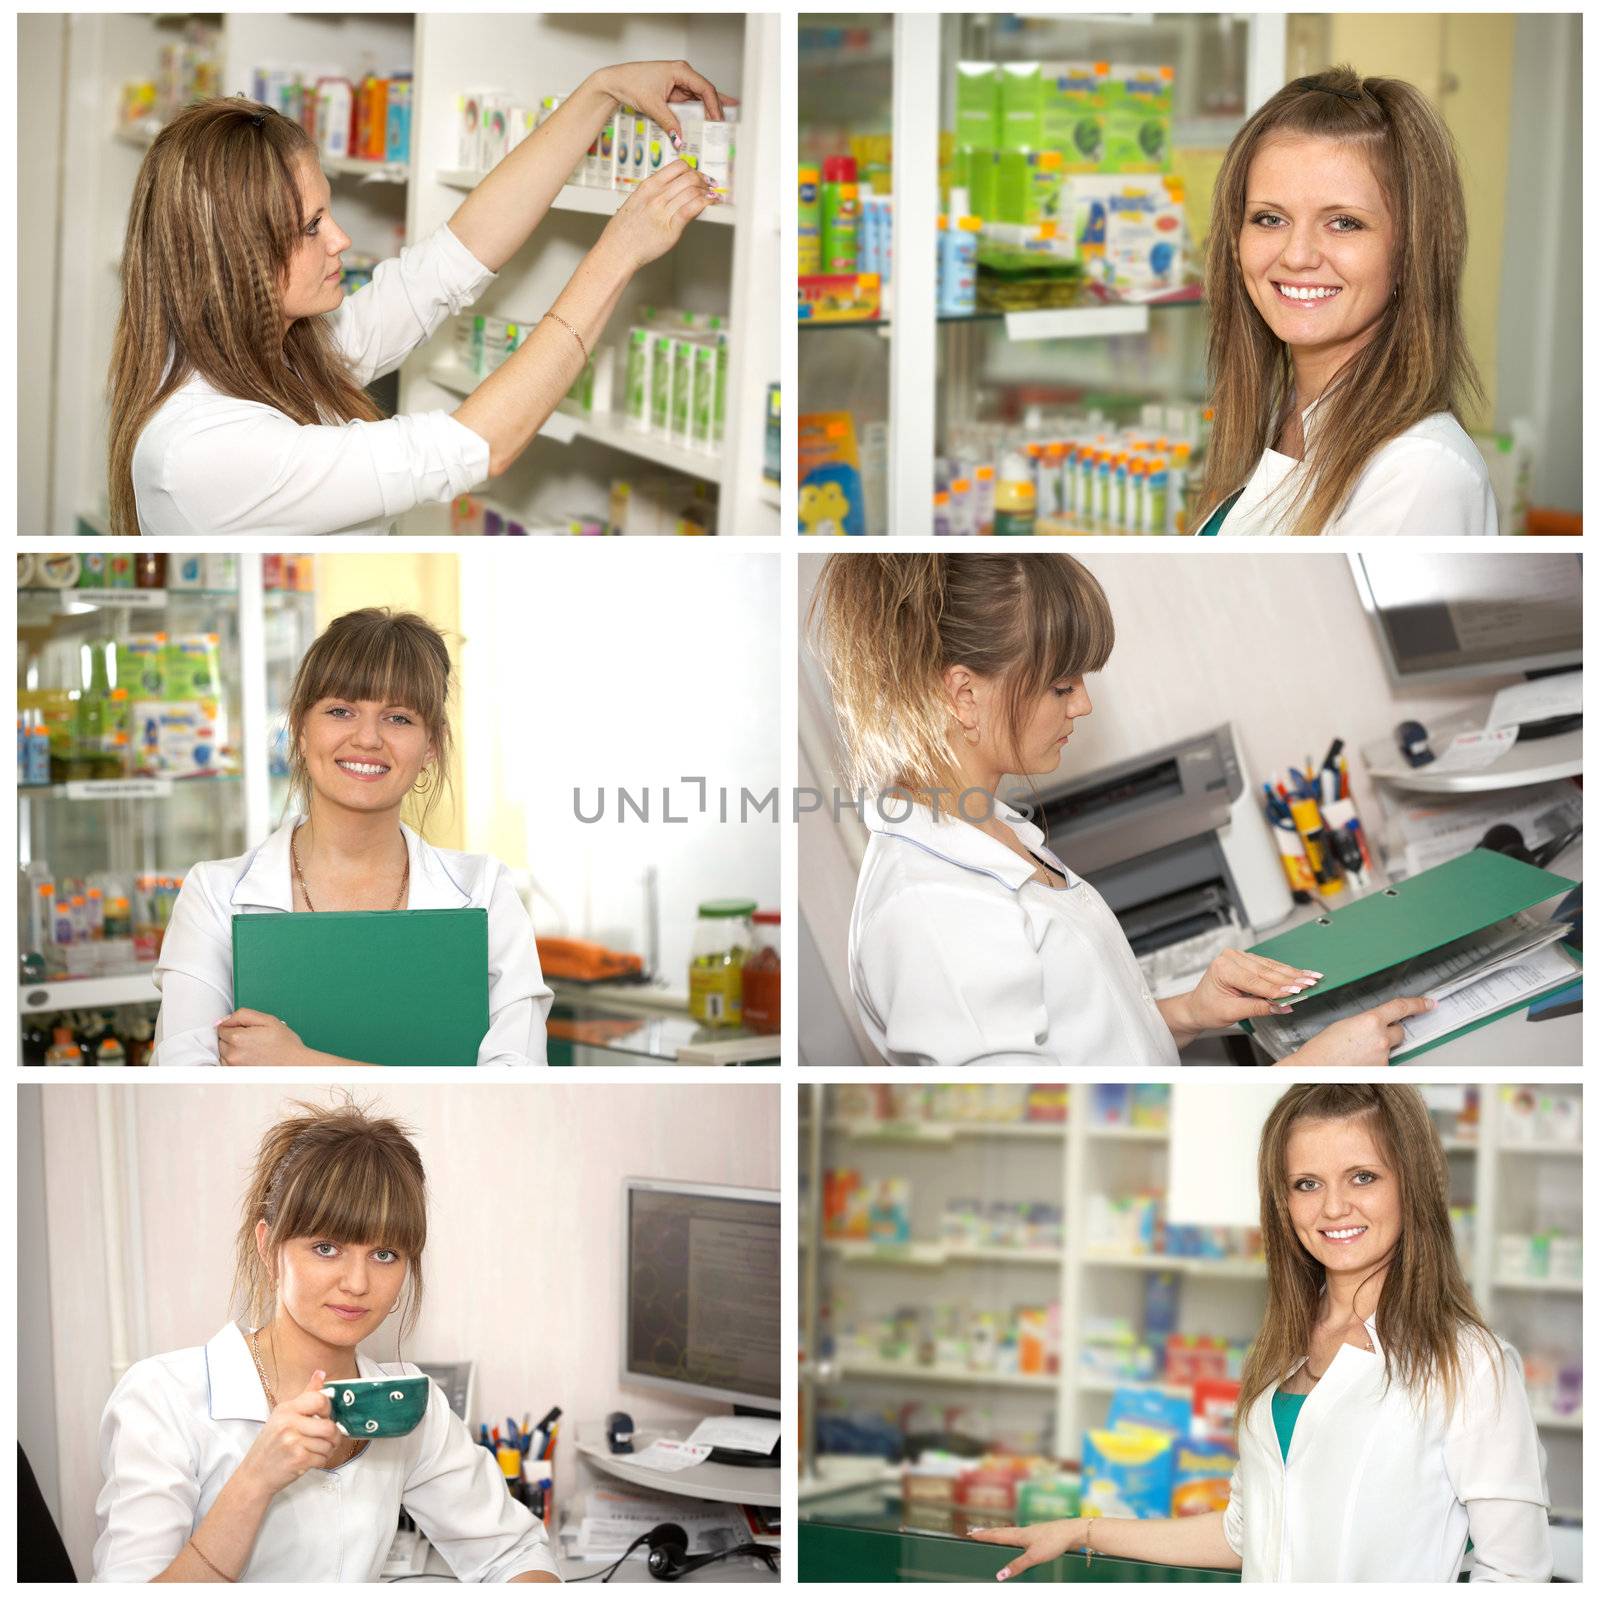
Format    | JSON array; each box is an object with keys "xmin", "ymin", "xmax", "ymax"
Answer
[
  {"xmin": 1219, "ymin": 409, "xmax": 1498, "ymax": 535},
  {"xmin": 1224, "ymin": 1317, "xmax": 1552, "ymax": 1581},
  {"xmin": 133, "ymin": 222, "xmax": 495, "ymax": 535},
  {"xmin": 848, "ymin": 797, "xmax": 1180, "ymax": 1066},
  {"xmin": 94, "ymin": 1323, "xmax": 559, "ymax": 1582},
  {"xmin": 152, "ymin": 817, "xmax": 552, "ymax": 1066}
]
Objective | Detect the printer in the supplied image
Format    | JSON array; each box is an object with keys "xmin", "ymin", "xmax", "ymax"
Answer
[{"xmin": 1013, "ymin": 724, "xmax": 1294, "ymax": 997}]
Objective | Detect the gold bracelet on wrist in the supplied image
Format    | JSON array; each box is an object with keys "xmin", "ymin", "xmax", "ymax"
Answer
[
  {"xmin": 543, "ymin": 310, "xmax": 588, "ymax": 364},
  {"xmin": 188, "ymin": 1537, "xmax": 237, "ymax": 1582}
]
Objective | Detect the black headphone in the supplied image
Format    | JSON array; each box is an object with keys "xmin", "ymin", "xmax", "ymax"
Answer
[{"xmin": 572, "ymin": 1521, "xmax": 778, "ymax": 1584}]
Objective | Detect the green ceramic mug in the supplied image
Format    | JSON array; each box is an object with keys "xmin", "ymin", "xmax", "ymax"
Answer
[{"xmin": 321, "ymin": 1374, "xmax": 431, "ymax": 1438}]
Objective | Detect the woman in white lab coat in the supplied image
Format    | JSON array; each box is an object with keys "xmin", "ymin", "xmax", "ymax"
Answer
[
  {"xmin": 95, "ymin": 1098, "xmax": 560, "ymax": 1582},
  {"xmin": 1192, "ymin": 68, "xmax": 1496, "ymax": 536},
  {"xmin": 971, "ymin": 1084, "xmax": 1551, "ymax": 1581},
  {"xmin": 810, "ymin": 552, "xmax": 1431, "ymax": 1066},
  {"xmin": 108, "ymin": 61, "xmax": 732, "ymax": 535},
  {"xmin": 152, "ymin": 606, "xmax": 552, "ymax": 1065}
]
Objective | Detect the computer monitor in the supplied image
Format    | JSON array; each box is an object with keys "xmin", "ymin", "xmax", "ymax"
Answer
[
  {"xmin": 1350, "ymin": 552, "xmax": 1582, "ymax": 687},
  {"xmin": 621, "ymin": 1177, "xmax": 780, "ymax": 1413}
]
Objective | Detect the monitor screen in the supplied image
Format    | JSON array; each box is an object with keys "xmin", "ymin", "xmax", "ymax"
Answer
[
  {"xmin": 1351, "ymin": 553, "xmax": 1582, "ymax": 684},
  {"xmin": 622, "ymin": 1179, "xmax": 780, "ymax": 1409}
]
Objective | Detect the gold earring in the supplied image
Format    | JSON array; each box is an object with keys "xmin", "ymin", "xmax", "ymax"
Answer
[
  {"xmin": 962, "ymin": 722, "xmax": 982, "ymax": 746},
  {"xmin": 413, "ymin": 767, "xmax": 432, "ymax": 794}
]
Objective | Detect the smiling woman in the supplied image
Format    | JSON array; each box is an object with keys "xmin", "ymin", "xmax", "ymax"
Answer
[
  {"xmin": 150, "ymin": 608, "xmax": 552, "ymax": 1066},
  {"xmin": 1195, "ymin": 67, "xmax": 1497, "ymax": 536},
  {"xmin": 92, "ymin": 1098, "xmax": 560, "ymax": 1582},
  {"xmin": 968, "ymin": 1085, "xmax": 1552, "ymax": 1582}
]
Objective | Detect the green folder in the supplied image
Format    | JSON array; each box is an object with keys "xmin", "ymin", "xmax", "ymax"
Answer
[
  {"xmin": 233, "ymin": 909, "xmax": 490, "ymax": 1066},
  {"xmin": 1243, "ymin": 849, "xmax": 1580, "ymax": 1062}
]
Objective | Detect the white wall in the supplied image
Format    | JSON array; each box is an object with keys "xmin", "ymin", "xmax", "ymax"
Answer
[
  {"xmin": 798, "ymin": 550, "xmax": 1547, "ymax": 1063},
  {"xmin": 463, "ymin": 545, "xmax": 780, "ymax": 986},
  {"xmin": 31, "ymin": 1082, "xmax": 778, "ymax": 1580}
]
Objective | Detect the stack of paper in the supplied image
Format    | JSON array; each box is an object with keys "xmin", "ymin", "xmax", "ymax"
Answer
[
  {"xmin": 1249, "ymin": 911, "xmax": 1579, "ymax": 1062},
  {"xmin": 563, "ymin": 1485, "xmax": 751, "ymax": 1562}
]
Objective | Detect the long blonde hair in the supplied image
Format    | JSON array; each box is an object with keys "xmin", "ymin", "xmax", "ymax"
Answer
[
  {"xmin": 807, "ymin": 553, "xmax": 1114, "ymax": 797},
  {"xmin": 1240, "ymin": 1084, "xmax": 1497, "ymax": 1420},
  {"xmin": 1197, "ymin": 67, "xmax": 1483, "ymax": 535},
  {"xmin": 233, "ymin": 1095, "xmax": 428, "ymax": 1341},
  {"xmin": 284, "ymin": 608, "xmax": 456, "ymax": 836},
  {"xmin": 108, "ymin": 97, "xmax": 384, "ymax": 535}
]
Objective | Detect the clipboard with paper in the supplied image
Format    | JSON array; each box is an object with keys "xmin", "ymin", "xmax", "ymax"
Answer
[
  {"xmin": 232, "ymin": 908, "xmax": 491, "ymax": 1066},
  {"xmin": 1241, "ymin": 849, "xmax": 1580, "ymax": 1063}
]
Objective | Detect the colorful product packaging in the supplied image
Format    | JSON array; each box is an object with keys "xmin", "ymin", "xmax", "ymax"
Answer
[
  {"xmin": 799, "ymin": 412, "xmax": 866, "ymax": 536},
  {"xmin": 1173, "ymin": 1444, "xmax": 1236, "ymax": 1516},
  {"xmin": 1082, "ymin": 1426, "xmax": 1175, "ymax": 1519},
  {"xmin": 384, "ymin": 73, "xmax": 412, "ymax": 163},
  {"xmin": 1042, "ymin": 61, "xmax": 1108, "ymax": 172},
  {"xmin": 955, "ymin": 61, "xmax": 1001, "ymax": 147},
  {"xmin": 1102, "ymin": 64, "xmax": 1173, "ymax": 172}
]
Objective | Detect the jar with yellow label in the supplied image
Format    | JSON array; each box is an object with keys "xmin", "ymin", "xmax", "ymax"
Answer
[{"xmin": 689, "ymin": 899, "xmax": 756, "ymax": 1027}]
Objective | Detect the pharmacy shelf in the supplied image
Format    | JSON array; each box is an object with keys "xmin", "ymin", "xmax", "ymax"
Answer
[
  {"xmin": 1085, "ymin": 1124, "xmax": 1169, "ymax": 1142},
  {"xmin": 112, "ymin": 122, "xmax": 407, "ymax": 183},
  {"xmin": 1082, "ymin": 1251, "xmax": 1267, "ymax": 1279},
  {"xmin": 1494, "ymin": 1276, "xmax": 1582, "ymax": 1294},
  {"xmin": 20, "ymin": 971, "xmax": 161, "ymax": 1015},
  {"xmin": 823, "ymin": 1239, "xmax": 1063, "ymax": 1268},
  {"xmin": 425, "ymin": 362, "xmax": 721, "ymax": 482},
  {"xmin": 1363, "ymin": 725, "xmax": 1582, "ymax": 794},
  {"xmin": 827, "ymin": 1118, "xmax": 1066, "ymax": 1145},
  {"xmin": 1498, "ymin": 1141, "xmax": 1582, "ymax": 1158},
  {"xmin": 437, "ymin": 169, "xmax": 736, "ymax": 225},
  {"xmin": 1078, "ymin": 1374, "xmax": 1187, "ymax": 1397},
  {"xmin": 757, "ymin": 479, "xmax": 780, "ymax": 509},
  {"xmin": 835, "ymin": 1358, "xmax": 1054, "ymax": 1392}
]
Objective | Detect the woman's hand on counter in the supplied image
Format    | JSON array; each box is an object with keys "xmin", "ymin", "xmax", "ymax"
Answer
[
  {"xmin": 1160, "ymin": 948, "xmax": 1322, "ymax": 1046},
  {"xmin": 588, "ymin": 60, "xmax": 738, "ymax": 141},
  {"xmin": 967, "ymin": 1518, "xmax": 1085, "ymax": 1580},
  {"xmin": 1283, "ymin": 995, "xmax": 1436, "ymax": 1066}
]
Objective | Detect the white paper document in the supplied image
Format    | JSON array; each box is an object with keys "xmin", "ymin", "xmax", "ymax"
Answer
[
  {"xmin": 568, "ymin": 1486, "xmax": 749, "ymax": 1559},
  {"xmin": 1429, "ymin": 726, "xmax": 1519, "ymax": 772},
  {"xmin": 686, "ymin": 1414, "xmax": 782, "ymax": 1454},
  {"xmin": 1487, "ymin": 675, "xmax": 1582, "ymax": 731},
  {"xmin": 1393, "ymin": 784, "xmax": 1581, "ymax": 878},
  {"xmin": 626, "ymin": 1437, "xmax": 714, "ymax": 1473},
  {"xmin": 1249, "ymin": 914, "xmax": 1578, "ymax": 1061}
]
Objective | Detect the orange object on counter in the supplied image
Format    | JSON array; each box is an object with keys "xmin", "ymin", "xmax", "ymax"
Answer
[
  {"xmin": 741, "ymin": 910, "xmax": 780, "ymax": 1032},
  {"xmin": 535, "ymin": 937, "xmax": 645, "ymax": 984}
]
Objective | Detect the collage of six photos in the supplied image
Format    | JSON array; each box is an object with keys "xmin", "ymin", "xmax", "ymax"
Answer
[{"xmin": 13, "ymin": 5, "xmax": 1586, "ymax": 1587}]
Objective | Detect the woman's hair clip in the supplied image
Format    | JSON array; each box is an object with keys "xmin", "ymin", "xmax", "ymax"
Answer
[
  {"xmin": 1308, "ymin": 81, "xmax": 1366, "ymax": 104},
  {"xmin": 250, "ymin": 111, "xmax": 268, "ymax": 128}
]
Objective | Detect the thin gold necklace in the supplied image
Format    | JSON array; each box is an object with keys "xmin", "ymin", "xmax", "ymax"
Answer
[{"xmin": 291, "ymin": 823, "xmax": 409, "ymax": 913}]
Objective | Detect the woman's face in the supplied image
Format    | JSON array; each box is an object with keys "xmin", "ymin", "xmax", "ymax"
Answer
[
  {"xmin": 1284, "ymin": 1115, "xmax": 1401, "ymax": 1280},
  {"xmin": 279, "ymin": 152, "xmax": 352, "ymax": 324},
  {"xmin": 956, "ymin": 671, "xmax": 1094, "ymax": 777},
  {"xmin": 260, "ymin": 1223, "xmax": 407, "ymax": 1350},
  {"xmin": 299, "ymin": 696, "xmax": 436, "ymax": 814},
  {"xmin": 1237, "ymin": 134, "xmax": 1396, "ymax": 373}
]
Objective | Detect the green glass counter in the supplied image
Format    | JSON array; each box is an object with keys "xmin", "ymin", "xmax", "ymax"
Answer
[{"xmin": 799, "ymin": 1480, "xmax": 1239, "ymax": 1584}]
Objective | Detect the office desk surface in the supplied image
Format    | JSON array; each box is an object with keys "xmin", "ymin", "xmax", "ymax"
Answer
[
  {"xmin": 798, "ymin": 1482, "xmax": 1238, "ymax": 1584},
  {"xmin": 420, "ymin": 1544, "xmax": 779, "ymax": 1583}
]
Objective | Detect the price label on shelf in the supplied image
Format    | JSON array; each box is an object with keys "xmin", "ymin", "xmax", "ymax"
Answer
[
  {"xmin": 65, "ymin": 588, "xmax": 165, "ymax": 609},
  {"xmin": 65, "ymin": 778, "xmax": 174, "ymax": 800}
]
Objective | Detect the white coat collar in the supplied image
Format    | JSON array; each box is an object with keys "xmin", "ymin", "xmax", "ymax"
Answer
[
  {"xmin": 868, "ymin": 793, "xmax": 1078, "ymax": 892},
  {"xmin": 204, "ymin": 1322, "xmax": 391, "ymax": 1423},
  {"xmin": 1263, "ymin": 1311, "xmax": 1383, "ymax": 1464},
  {"xmin": 229, "ymin": 817, "xmax": 471, "ymax": 913}
]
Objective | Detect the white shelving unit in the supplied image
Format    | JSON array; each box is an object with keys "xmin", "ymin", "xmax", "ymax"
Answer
[
  {"xmin": 39, "ymin": 11, "xmax": 777, "ymax": 535},
  {"xmin": 805, "ymin": 1083, "xmax": 1583, "ymax": 1523},
  {"xmin": 799, "ymin": 12, "xmax": 1287, "ymax": 534}
]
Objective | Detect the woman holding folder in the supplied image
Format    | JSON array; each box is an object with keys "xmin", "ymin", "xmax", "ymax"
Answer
[
  {"xmin": 152, "ymin": 607, "xmax": 551, "ymax": 1065},
  {"xmin": 94, "ymin": 1098, "xmax": 561, "ymax": 1581},
  {"xmin": 810, "ymin": 553, "xmax": 1432, "ymax": 1066},
  {"xmin": 970, "ymin": 1085, "xmax": 1551, "ymax": 1580}
]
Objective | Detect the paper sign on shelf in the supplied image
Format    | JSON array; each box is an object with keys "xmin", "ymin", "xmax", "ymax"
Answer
[
  {"xmin": 625, "ymin": 1438, "xmax": 713, "ymax": 1473},
  {"xmin": 686, "ymin": 1414, "xmax": 781, "ymax": 1454}
]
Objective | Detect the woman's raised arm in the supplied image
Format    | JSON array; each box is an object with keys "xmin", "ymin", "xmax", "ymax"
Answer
[{"xmin": 447, "ymin": 61, "xmax": 731, "ymax": 273}]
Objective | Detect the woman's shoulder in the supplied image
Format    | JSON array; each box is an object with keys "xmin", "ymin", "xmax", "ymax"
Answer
[
  {"xmin": 108, "ymin": 1340, "xmax": 210, "ymax": 1415},
  {"xmin": 1377, "ymin": 411, "xmax": 1490, "ymax": 481},
  {"xmin": 411, "ymin": 834, "xmax": 508, "ymax": 906}
]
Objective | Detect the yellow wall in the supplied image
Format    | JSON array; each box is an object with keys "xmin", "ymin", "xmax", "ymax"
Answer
[
  {"xmin": 310, "ymin": 554, "xmax": 466, "ymax": 851},
  {"xmin": 1323, "ymin": 14, "xmax": 1513, "ymax": 430}
]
